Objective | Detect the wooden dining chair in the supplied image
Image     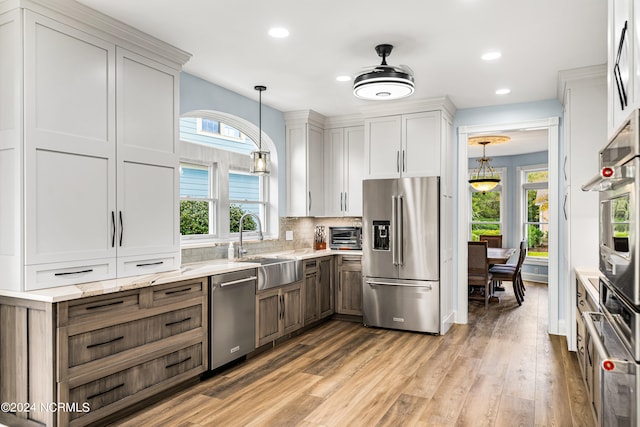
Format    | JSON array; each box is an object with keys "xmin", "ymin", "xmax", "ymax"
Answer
[
  {"xmin": 468, "ymin": 241, "xmax": 493, "ymax": 309},
  {"xmin": 479, "ymin": 234, "xmax": 502, "ymax": 248},
  {"xmin": 489, "ymin": 239, "xmax": 527, "ymax": 305}
]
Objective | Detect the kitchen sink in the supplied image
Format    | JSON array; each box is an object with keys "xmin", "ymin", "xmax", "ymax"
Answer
[{"xmin": 239, "ymin": 257, "xmax": 302, "ymax": 290}]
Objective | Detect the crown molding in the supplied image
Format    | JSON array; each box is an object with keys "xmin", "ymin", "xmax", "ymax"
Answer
[
  {"xmin": 283, "ymin": 110, "xmax": 327, "ymax": 128},
  {"xmin": 557, "ymin": 64, "xmax": 606, "ymax": 103},
  {"xmin": 358, "ymin": 95, "xmax": 457, "ymax": 119},
  {"xmin": 324, "ymin": 113, "xmax": 365, "ymax": 129},
  {"xmin": 7, "ymin": 0, "xmax": 191, "ymax": 68}
]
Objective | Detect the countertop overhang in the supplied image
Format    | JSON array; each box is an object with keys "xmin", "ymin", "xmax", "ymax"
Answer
[{"xmin": 0, "ymin": 249, "xmax": 362, "ymax": 303}]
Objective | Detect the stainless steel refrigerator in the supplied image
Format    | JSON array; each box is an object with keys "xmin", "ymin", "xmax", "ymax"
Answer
[{"xmin": 362, "ymin": 176, "xmax": 439, "ymax": 333}]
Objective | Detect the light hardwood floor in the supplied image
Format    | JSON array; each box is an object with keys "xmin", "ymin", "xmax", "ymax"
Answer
[{"xmin": 111, "ymin": 282, "xmax": 593, "ymax": 427}]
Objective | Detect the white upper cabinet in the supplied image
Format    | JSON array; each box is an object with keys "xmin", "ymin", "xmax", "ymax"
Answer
[
  {"xmin": 285, "ymin": 111, "xmax": 324, "ymax": 217},
  {"xmin": 364, "ymin": 111, "xmax": 442, "ymax": 179},
  {"xmin": 609, "ymin": 0, "xmax": 633, "ymax": 134},
  {"xmin": 1, "ymin": 2, "xmax": 189, "ymax": 291},
  {"xmin": 324, "ymin": 126, "xmax": 364, "ymax": 216}
]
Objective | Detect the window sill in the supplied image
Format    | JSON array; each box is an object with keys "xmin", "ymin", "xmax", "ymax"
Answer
[
  {"xmin": 181, "ymin": 235, "xmax": 278, "ymax": 249},
  {"xmin": 525, "ymin": 256, "xmax": 548, "ymax": 266}
]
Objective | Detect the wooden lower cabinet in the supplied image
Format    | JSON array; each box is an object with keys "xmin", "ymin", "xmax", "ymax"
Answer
[
  {"xmin": 336, "ymin": 255, "xmax": 363, "ymax": 316},
  {"xmin": 256, "ymin": 281, "xmax": 303, "ymax": 347},
  {"xmin": 0, "ymin": 277, "xmax": 208, "ymax": 427},
  {"xmin": 303, "ymin": 257, "xmax": 334, "ymax": 325}
]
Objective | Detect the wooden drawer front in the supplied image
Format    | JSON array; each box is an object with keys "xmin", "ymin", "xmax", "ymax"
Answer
[
  {"xmin": 68, "ymin": 305, "xmax": 202, "ymax": 367},
  {"xmin": 304, "ymin": 259, "xmax": 318, "ymax": 272},
  {"xmin": 576, "ymin": 280, "xmax": 596, "ymax": 314},
  {"xmin": 338, "ymin": 255, "xmax": 362, "ymax": 269},
  {"xmin": 67, "ymin": 292, "xmax": 140, "ymax": 325},
  {"xmin": 152, "ymin": 278, "xmax": 204, "ymax": 306},
  {"xmin": 69, "ymin": 343, "xmax": 202, "ymax": 421}
]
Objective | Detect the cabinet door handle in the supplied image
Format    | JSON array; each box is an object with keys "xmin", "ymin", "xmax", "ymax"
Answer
[
  {"xmin": 54, "ymin": 269, "xmax": 93, "ymax": 277},
  {"xmin": 403, "ymin": 150, "xmax": 406, "ymax": 172},
  {"xmin": 165, "ymin": 317, "xmax": 192, "ymax": 327},
  {"xmin": 119, "ymin": 211, "xmax": 124, "ymax": 246},
  {"xmin": 563, "ymin": 194, "xmax": 568, "ymax": 220},
  {"xmin": 308, "ymin": 192, "xmax": 312, "ymax": 212},
  {"xmin": 85, "ymin": 300, "xmax": 124, "ymax": 310},
  {"xmin": 164, "ymin": 287, "xmax": 192, "ymax": 296},
  {"xmin": 396, "ymin": 151, "xmax": 400, "ymax": 172},
  {"xmin": 563, "ymin": 156, "xmax": 568, "ymax": 181},
  {"xmin": 136, "ymin": 261, "xmax": 164, "ymax": 267},
  {"xmin": 344, "ymin": 192, "xmax": 348, "ymax": 212},
  {"xmin": 86, "ymin": 336, "xmax": 124, "ymax": 349},
  {"xmin": 340, "ymin": 192, "xmax": 344, "ymax": 211},
  {"xmin": 280, "ymin": 295, "xmax": 285, "ymax": 320},
  {"xmin": 87, "ymin": 383, "xmax": 125, "ymax": 400},
  {"xmin": 165, "ymin": 356, "xmax": 192, "ymax": 369},
  {"xmin": 111, "ymin": 211, "xmax": 116, "ymax": 248}
]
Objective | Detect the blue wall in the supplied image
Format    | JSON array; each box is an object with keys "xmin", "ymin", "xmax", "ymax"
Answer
[{"xmin": 180, "ymin": 72, "xmax": 287, "ymax": 216}]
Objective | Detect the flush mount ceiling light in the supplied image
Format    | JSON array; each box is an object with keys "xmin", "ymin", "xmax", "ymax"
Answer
[
  {"xmin": 481, "ymin": 51, "xmax": 502, "ymax": 61},
  {"xmin": 495, "ymin": 88, "xmax": 511, "ymax": 95},
  {"xmin": 250, "ymin": 85, "xmax": 270, "ymax": 175},
  {"xmin": 268, "ymin": 27, "xmax": 289, "ymax": 38},
  {"xmin": 468, "ymin": 135, "xmax": 510, "ymax": 193},
  {"xmin": 353, "ymin": 44, "xmax": 415, "ymax": 100}
]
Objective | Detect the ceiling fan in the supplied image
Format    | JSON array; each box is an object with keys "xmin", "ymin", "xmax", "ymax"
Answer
[{"xmin": 353, "ymin": 44, "xmax": 415, "ymax": 100}]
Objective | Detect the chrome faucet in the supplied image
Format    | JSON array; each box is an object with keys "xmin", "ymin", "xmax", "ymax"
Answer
[{"xmin": 238, "ymin": 212, "xmax": 263, "ymax": 257}]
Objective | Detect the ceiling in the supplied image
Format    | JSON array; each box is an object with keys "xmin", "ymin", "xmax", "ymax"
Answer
[{"xmin": 76, "ymin": 0, "xmax": 607, "ymax": 120}]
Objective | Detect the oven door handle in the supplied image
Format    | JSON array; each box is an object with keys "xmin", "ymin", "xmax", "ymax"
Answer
[{"xmin": 583, "ymin": 311, "xmax": 634, "ymax": 374}]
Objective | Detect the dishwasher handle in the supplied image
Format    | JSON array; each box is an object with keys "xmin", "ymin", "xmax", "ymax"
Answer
[
  {"xmin": 366, "ymin": 279, "xmax": 433, "ymax": 290},
  {"xmin": 218, "ymin": 276, "xmax": 257, "ymax": 287}
]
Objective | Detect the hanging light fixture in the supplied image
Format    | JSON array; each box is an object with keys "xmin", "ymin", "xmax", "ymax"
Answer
[
  {"xmin": 353, "ymin": 44, "xmax": 415, "ymax": 100},
  {"xmin": 250, "ymin": 85, "xmax": 270, "ymax": 174},
  {"xmin": 468, "ymin": 135, "xmax": 510, "ymax": 193}
]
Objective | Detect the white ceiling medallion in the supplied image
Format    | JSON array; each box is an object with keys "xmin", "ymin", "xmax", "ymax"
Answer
[{"xmin": 353, "ymin": 44, "xmax": 415, "ymax": 101}]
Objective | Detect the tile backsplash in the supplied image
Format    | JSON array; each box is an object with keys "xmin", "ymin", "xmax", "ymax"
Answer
[{"xmin": 181, "ymin": 217, "xmax": 362, "ymax": 263}]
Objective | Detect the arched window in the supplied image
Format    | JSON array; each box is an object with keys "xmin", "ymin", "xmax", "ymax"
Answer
[{"xmin": 178, "ymin": 112, "xmax": 277, "ymax": 242}]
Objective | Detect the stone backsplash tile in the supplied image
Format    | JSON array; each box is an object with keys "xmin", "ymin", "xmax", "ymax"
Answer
[{"xmin": 181, "ymin": 216, "xmax": 362, "ymax": 263}]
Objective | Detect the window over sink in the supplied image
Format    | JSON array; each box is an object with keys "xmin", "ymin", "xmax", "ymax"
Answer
[{"xmin": 179, "ymin": 112, "xmax": 275, "ymax": 242}]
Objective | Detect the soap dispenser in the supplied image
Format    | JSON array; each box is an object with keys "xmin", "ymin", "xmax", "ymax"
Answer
[{"xmin": 228, "ymin": 241, "xmax": 235, "ymax": 259}]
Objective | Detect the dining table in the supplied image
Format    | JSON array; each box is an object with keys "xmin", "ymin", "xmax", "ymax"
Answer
[
  {"xmin": 487, "ymin": 247, "xmax": 516, "ymax": 265},
  {"xmin": 487, "ymin": 246, "xmax": 517, "ymax": 297}
]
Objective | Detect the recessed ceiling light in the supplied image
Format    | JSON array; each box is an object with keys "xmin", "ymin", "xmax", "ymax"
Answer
[
  {"xmin": 496, "ymin": 88, "xmax": 511, "ymax": 95},
  {"xmin": 482, "ymin": 51, "xmax": 502, "ymax": 61},
  {"xmin": 336, "ymin": 75, "xmax": 351, "ymax": 82},
  {"xmin": 268, "ymin": 27, "xmax": 289, "ymax": 38}
]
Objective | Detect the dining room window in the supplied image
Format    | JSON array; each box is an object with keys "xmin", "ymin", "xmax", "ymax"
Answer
[
  {"xmin": 520, "ymin": 166, "xmax": 549, "ymax": 258},
  {"xmin": 469, "ymin": 168, "xmax": 505, "ymax": 241}
]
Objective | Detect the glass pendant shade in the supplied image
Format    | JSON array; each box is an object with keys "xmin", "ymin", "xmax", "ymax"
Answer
[
  {"xmin": 250, "ymin": 150, "xmax": 270, "ymax": 174},
  {"xmin": 468, "ymin": 140, "xmax": 501, "ymax": 193},
  {"xmin": 252, "ymin": 85, "xmax": 270, "ymax": 175}
]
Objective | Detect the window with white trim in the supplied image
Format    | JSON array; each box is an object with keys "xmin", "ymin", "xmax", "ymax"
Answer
[
  {"xmin": 179, "ymin": 115, "xmax": 270, "ymax": 240},
  {"xmin": 469, "ymin": 168, "xmax": 505, "ymax": 241},
  {"xmin": 521, "ymin": 166, "xmax": 549, "ymax": 258}
]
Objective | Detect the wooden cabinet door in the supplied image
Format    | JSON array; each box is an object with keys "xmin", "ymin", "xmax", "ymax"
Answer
[
  {"xmin": 402, "ymin": 111, "xmax": 441, "ymax": 177},
  {"xmin": 337, "ymin": 256, "xmax": 363, "ymax": 315},
  {"xmin": 256, "ymin": 289, "xmax": 281, "ymax": 347},
  {"xmin": 318, "ymin": 257, "xmax": 334, "ymax": 318},
  {"xmin": 344, "ymin": 126, "xmax": 364, "ymax": 216},
  {"xmin": 304, "ymin": 271, "xmax": 319, "ymax": 325},
  {"xmin": 23, "ymin": 12, "xmax": 116, "ymax": 272},
  {"xmin": 364, "ymin": 116, "xmax": 402, "ymax": 179},
  {"xmin": 282, "ymin": 282, "xmax": 303, "ymax": 335},
  {"xmin": 116, "ymin": 48, "xmax": 180, "ymax": 270}
]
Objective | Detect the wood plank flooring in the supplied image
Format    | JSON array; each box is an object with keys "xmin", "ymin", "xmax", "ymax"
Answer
[{"xmin": 111, "ymin": 282, "xmax": 593, "ymax": 427}]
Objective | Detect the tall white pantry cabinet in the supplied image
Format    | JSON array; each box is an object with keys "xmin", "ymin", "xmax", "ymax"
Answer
[{"xmin": 0, "ymin": 0, "xmax": 190, "ymax": 291}]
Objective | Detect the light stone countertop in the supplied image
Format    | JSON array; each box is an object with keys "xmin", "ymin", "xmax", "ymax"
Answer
[
  {"xmin": 0, "ymin": 249, "xmax": 362, "ymax": 303},
  {"xmin": 575, "ymin": 268, "xmax": 599, "ymax": 302}
]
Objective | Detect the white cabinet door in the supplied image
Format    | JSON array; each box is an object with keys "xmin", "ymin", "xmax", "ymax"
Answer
[
  {"xmin": 610, "ymin": 0, "xmax": 632, "ymax": 133},
  {"xmin": 364, "ymin": 116, "xmax": 402, "ymax": 179},
  {"xmin": 323, "ymin": 128, "xmax": 345, "ymax": 217},
  {"xmin": 344, "ymin": 126, "xmax": 364, "ymax": 216},
  {"xmin": 402, "ymin": 111, "xmax": 441, "ymax": 177},
  {"xmin": 286, "ymin": 122, "xmax": 324, "ymax": 216},
  {"xmin": 116, "ymin": 48, "xmax": 180, "ymax": 271},
  {"xmin": 23, "ymin": 12, "xmax": 116, "ymax": 271},
  {"xmin": 308, "ymin": 124, "xmax": 324, "ymax": 216}
]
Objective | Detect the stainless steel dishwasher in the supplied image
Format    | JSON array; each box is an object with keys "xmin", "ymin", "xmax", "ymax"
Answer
[{"xmin": 209, "ymin": 269, "xmax": 257, "ymax": 370}]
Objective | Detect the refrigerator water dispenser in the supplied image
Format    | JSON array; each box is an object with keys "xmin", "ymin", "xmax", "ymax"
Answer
[{"xmin": 372, "ymin": 220, "xmax": 390, "ymax": 251}]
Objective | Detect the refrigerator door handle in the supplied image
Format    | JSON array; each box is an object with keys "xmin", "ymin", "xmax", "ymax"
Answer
[
  {"xmin": 398, "ymin": 195, "xmax": 404, "ymax": 265},
  {"xmin": 391, "ymin": 195, "xmax": 398, "ymax": 265}
]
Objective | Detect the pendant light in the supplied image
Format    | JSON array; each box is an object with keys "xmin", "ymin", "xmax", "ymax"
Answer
[
  {"xmin": 250, "ymin": 85, "xmax": 270, "ymax": 174},
  {"xmin": 468, "ymin": 135, "xmax": 509, "ymax": 193}
]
